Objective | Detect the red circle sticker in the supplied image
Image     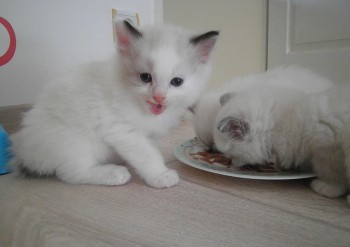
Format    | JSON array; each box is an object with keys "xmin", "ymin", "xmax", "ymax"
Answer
[{"xmin": 0, "ymin": 17, "xmax": 16, "ymax": 66}]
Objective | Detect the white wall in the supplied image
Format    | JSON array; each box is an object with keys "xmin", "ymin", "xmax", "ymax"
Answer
[
  {"xmin": 163, "ymin": 0, "xmax": 266, "ymax": 90},
  {"xmin": 0, "ymin": 0, "xmax": 157, "ymax": 106}
]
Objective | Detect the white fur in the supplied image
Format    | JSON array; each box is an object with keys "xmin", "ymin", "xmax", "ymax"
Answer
[
  {"xmin": 11, "ymin": 22, "xmax": 218, "ymax": 188},
  {"xmin": 214, "ymin": 82, "xmax": 350, "ymax": 205},
  {"xmin": 192, "ymin": 66, "xmax": 333, "ymax": 149}
]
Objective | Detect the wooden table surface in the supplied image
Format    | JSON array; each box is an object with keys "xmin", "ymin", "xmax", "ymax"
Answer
[{"xmin": 1, "ymin": 106, "xmax": 349, "ymax": 247}]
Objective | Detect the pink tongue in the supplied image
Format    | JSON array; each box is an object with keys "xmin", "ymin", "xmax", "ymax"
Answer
[{"xmin": 151, "ymin": 104, "xmax": 164, "ymax": 115}]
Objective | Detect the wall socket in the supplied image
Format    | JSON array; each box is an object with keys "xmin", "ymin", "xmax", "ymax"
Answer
[
  {"xmin": 112, "ymin": 9, "xmax": 140, "ymax": 26},
  {"xmin": 112, "ymin": 8, "xmax": 140, "ymax": 41}
]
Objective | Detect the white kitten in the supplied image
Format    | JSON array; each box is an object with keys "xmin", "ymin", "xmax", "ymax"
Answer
[
  {"xmin": 192, "ymin": 66, "xmax": 333, "ymax": 149},
  {"xmin": 11, "ymin": 21, "xmax": 219, "ymax": 188},
  {"xmin": 214, "ymin": 83, "xmax": 350, "ymax": 205}
]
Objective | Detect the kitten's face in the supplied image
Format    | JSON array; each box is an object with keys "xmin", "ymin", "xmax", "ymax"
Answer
[
  {"xmin": 115, "ymin": 21, "xmax": 219, "ymax": 115},
  {"xmin": 213, "ymin": 94, "xmax": 269, "ymax": 166}
]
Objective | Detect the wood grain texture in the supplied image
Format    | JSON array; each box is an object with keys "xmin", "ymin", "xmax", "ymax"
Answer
[{"xmin": 1, "ymin": 106, "xmax": 350, "ymax": 247}]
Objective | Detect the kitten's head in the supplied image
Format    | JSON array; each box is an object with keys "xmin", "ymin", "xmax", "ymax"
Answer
[
  {"xmin": 114, "ymin": 20, "xmax": 219, "ymax": 115},
  {"xmin": 213, "ymin": 93, "xmax": 270, "ymax": 166}
]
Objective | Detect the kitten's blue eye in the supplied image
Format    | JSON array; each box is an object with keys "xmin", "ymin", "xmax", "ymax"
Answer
[
  {"xmin": 140, "ymin": 73, "xmax": 152, "ymax": 83},
  {"xmin": 170, "ymin": 77, "xmax": 184, "ymax": 87}
]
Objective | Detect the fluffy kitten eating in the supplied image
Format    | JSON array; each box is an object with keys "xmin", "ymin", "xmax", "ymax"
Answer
[
  {"xmin": 214, "ymin": 83, "xmax": 350, "ymax": 205},
  {"xmin": 11, "ymin": 21, "xmax": 219, "ymax": 188}
]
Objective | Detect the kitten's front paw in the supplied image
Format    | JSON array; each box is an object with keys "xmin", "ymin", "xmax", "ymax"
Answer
[
  {"xmin": 310, "ymin": 179, "xmax": 347, "ymax": 198},
  {"xmin": 106, "ymin": 166, "xmax": 131, "ymax": 185},
  {"xmin": 146, "ymin": 169, "xmax": 179, "ymax": 189},
  {"xmin": 59, "ymin": 164, "xmax": 131, "ymax": 186}
]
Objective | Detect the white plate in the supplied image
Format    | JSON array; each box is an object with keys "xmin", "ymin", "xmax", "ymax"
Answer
[{"xmin": 174, "ymin": 139, "xmax": 316, "ymax": 180}]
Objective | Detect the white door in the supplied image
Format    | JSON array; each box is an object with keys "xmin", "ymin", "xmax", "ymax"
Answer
[{"xmin": 267, "ymin": 0, "xmax": 350, "ymax": 84}]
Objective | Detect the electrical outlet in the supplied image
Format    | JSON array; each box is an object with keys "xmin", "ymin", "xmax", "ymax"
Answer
[{"xmin": 112, "ymin": 8, "xmax": 140, "ymax": 41}]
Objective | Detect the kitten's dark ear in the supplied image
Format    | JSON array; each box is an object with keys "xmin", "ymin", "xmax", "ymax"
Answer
[
  {"xmin": 115, "ymin": 20, "xmax": 142, "ymax": 53},
  {"xmin": 217, "ymin": 116, "xmax": 249, "ymax": 140},
  {"xmin": 219, "ymin": 93, "xmax": 234, "ymax": 106},
  {"xmin": 190, "ymin": 31, "xmax": 219, "ymax": 63}
]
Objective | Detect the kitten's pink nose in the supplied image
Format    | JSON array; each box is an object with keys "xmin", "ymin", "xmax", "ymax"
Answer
[{"xmin": 153, "ymin": 94, "xmax": 165, "ymax": 104}]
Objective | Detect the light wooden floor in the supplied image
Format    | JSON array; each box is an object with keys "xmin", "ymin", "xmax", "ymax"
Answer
[{"xmin": 1, "ymin": 106, "xmax": 350, "ymax": 247}]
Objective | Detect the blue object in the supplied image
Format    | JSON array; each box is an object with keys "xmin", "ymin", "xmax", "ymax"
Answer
[{"xmin": 0, "ymin": 124, "xmax": 12, "ymax": 174}]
